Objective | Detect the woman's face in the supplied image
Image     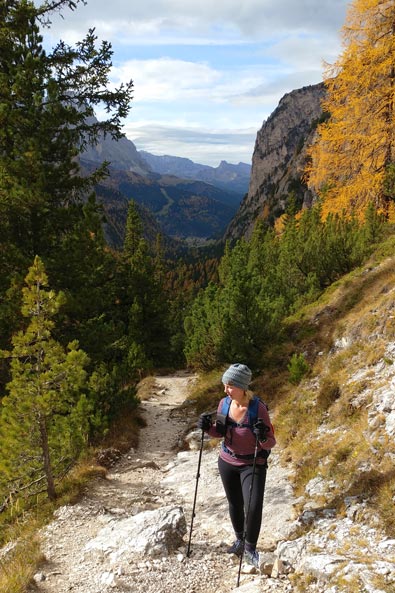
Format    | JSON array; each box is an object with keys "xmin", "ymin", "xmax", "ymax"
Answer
[{"xmin": 223, "ymin": 383, "xmax": 244, "ymax": 399}]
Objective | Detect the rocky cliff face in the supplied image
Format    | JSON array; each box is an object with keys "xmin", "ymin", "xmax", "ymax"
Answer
[
  {"xmin": 81, "ymin": 118, "xmax": 151, "ymax": 176},
  {"xmin": 224, "ymin": 83, "xmax": 326, "ymax": 241}
]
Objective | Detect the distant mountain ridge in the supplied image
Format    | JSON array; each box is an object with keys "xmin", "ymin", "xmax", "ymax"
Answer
[
  {"xmin": 81, "ymin": 119, "xmax": 150, "ymax": 176},
  {"xmin": 139, "ymin": 152, "xmax": 251, "ymax": 200},
  {"xmin": 80, "ymin": 122, "xmax": 246, "ymax": 246},
  {"xmin": 82, "ymin": 83, "xmax": 327, "ymax": 250},
  {"xmin": 81, "ymin": 158, "xmax": 239, "ymax": 247}
]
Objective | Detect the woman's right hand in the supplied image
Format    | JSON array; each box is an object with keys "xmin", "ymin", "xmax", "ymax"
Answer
[{"xmin": 197, "ymin": 413, "xmax": 212, "ymax": 431}]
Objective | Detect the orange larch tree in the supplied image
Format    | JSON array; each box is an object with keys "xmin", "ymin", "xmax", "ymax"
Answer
[{"xmin": 306, "ymin": 0, "xmax": 395, "ymax": 219}]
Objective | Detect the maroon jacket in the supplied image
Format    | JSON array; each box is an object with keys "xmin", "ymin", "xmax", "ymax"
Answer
[{"xmin": 207, "ymin": 396, "xmax": 276, "ymax": 466}]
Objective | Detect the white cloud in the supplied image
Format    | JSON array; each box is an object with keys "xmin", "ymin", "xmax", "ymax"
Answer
[
  {"xmin": 37, "ymin": 0, "xmax": 350, "ymax": 165},
  {"xmin": 111, "ymin": 58, "xmax": 221, "ymax": 103},
  {"xmin": 126, "ymin": 121, "xmax": 257, "ymax": 166},
  {"xmin": 45, "ymin": 0, "xmax": 348, "ymax": 41}
]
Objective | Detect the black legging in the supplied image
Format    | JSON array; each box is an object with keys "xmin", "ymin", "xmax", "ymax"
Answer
[{"xmin": 218, "ymin": 456, "xmax": 267, "ymax": 548}]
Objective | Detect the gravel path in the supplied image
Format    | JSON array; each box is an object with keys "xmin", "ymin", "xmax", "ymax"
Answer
[{"xmin": 28, "ymin": 372, "xmax": 296, "ymax": 593}]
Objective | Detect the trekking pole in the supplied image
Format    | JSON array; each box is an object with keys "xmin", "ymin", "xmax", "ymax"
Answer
[
  {"xmin": 236, "ymin": 432, "xmax": 260, "ymax": 588},
  {"xmin": 186, "ymin": 427, "xmax": 205, "ymax": 557}
]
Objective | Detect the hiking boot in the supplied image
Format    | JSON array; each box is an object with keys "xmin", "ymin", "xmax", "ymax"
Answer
[
  {"xmin": 226, "ymin": 539, "xmax": 243, "ymax": 557},
  {"xmin": 243, "ymin": 548, "xmax": 260, "ymax": 568}
]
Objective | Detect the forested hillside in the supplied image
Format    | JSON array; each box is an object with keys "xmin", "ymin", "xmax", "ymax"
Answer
[
  {"xmin": 0, "ymin": 0, "xmax": 179, "ymax": 511},
  {"xmin": 1, "ymin": 1, "xmax": 395, "ymax": 592}
]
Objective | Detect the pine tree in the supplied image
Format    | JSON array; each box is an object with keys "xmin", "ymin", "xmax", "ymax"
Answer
[
  {"xmin": 119, "ymin": 201, "xmax": 172, "ymax": 376},
  {"xmin": 123, "ymin": 200, "xmax": 144, "ymax": 258},
  {"xmin": 307, "ymin": 0, "xmax": 395, "ymax": 218},
  {"xmin": 184, "ymin": 283, "xmax": 223, "ymax": 369},
  {"xmin": 0, "ymin": 0, "xmax": 133, "ymax": 346},
  {"xmin": 183, "ymin": 202, "xmax": 385, "ymax": 371},
  {"xmin": 0, "ymin": 256, "xmax": 89, "ymax": 503}
]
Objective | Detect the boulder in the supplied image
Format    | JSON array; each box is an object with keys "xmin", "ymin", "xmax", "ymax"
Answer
[{"xmin": 84, "ymin": 505, "xmax": 187, "ymax": 560}]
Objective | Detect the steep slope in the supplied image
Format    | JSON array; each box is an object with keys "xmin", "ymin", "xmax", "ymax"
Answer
[
  {"xmin": 262, "ymin": 240, "xmax": 395, "ymax": 591},
  {"xmin": 81, "ymin": 122, "xmax": 151, "ymax": 177},
  {"xmin": 224, "ymin": 83, "xmax": 326, "ymax": 241},
  {"xmin": 94, "ymin": 182, "xmax": 187, "ymax": 256}
]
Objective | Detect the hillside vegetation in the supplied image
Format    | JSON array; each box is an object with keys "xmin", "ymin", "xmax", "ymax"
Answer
[
  {"xmin": 191, "ymin": 231, "xmax": 395, "ymax": 540},
  {"xmin": 2, "ymin": 1, "xmax": 395, "ymax": 592},
  {"xmin": 274, "ymin": 237, "xmax": 395, "ymax": 535}
]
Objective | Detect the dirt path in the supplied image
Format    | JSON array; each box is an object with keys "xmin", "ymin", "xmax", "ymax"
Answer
[
  {"xmin": 137, "ymin": 373, "xmax": 193, "ymax": 460},
  {"xmin": 28, "ymin": 372, "xmax": 296, "ymax": 593}
]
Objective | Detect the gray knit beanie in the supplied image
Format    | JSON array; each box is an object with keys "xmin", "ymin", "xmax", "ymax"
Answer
[{"xmin": 222, "ymin": 363, "xmax": 252, "ymax": 390}]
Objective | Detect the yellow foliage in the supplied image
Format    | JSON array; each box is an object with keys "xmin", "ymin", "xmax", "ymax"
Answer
[
  {"xmin": 274, "ymin": 213, "xmax": 287, "ymax": 234},
  {"xmin": 306, "ymin": 0, "xmax": 395, "ymax": 218},
  {"xmin": 386, "ymin": 200, "xmax": 395, "ymax": 223}
]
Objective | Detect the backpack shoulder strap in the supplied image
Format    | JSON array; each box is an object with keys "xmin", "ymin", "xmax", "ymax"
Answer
[
  {"xmin": 248, "ymin": 395, "xmax": 259, "ymax": 425},
  {"xmin": 219, "ymin": 395, "xmax": 269, "ymax": 431},
  {"xmin": 248, "ymin": 395, "xmax": 268, "ymax": 424},
  {"xmin": 220, "ymin": 395, "xmax": 232, "ymax": 417}
]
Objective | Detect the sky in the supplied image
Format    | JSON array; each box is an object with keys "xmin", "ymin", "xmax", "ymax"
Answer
[{"xmin": 41, "ymin": 0, "xmax": 351, "ymax": 167}]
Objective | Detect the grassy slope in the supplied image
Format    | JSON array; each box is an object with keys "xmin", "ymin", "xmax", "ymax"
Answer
[
  {"xmin": 190, "ymin": 233, "xmax": 395, "ymax": 539},
  {"xmin": 264, "ymin": 234, "xmax": 395, "ymax": 537}
]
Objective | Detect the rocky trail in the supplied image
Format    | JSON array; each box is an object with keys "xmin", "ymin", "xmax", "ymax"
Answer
[{"xmin": 28, "ymin": 372, "xmax": 297, "ymax": 593}]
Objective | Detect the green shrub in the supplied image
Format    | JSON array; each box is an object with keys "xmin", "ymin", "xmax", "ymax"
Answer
[{"xmin": 287, "ymin": 353, "xmax": 309, "ymax": 385}]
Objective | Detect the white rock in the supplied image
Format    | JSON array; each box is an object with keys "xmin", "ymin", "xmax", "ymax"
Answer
[
  {"xmin": 385, "ymin": 410, "xmax": 395, "ymax": 436},
  {"xmin": 231, "ymin": 579, "xmax": 262, "ymax": 592},
  {"xmin": 300, "ymin": 553, "xmax": 347, "ymax": 581},
  {"xmin": 271, "ymin": 557, "xmax": 285, "ymax": 578},
  {"xmin": 100, "ymin": 571, "xmax": 118, "ymax": 587},
  {"xmin": 85, "ymin": 506, "xmax": 186, "ymax": 559}
]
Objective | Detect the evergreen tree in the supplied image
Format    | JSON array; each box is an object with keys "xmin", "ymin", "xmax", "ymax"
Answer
[
  {"xmin": 0, "ymin": 0, "xmax": 133, "ymax": 346},
  {"xmin": 184, "ymin": 203, "xmax": 385, "ymax": 371},
  {"xmin": 0, "ymin": 256, "xmax": 89, "ymax": 503},
  {"xmin": 119, "ymin": 201, "xmax": 173, "ymax": 375},
  {"xmin": 123, "ymin": 200, "xmax": 144, "ymax": 257},
  {"xmin": 307, "ymin": 0, "xmax": 395, "ymax": 218},
  {"xmin": 184, "ymin": 283, "xmax": 223, "ymax": 369}
]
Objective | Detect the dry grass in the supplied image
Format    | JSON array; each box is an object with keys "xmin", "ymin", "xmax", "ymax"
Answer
[
  {"xmin": 374, "ymin": 473, "xmax": 395, "ymax": 537},
  {"xmin": 100, "ymin": 406, "xmax": 142, "ymax": 453},
  {"xmin": 274, "ymin": 387, "xmax": 319, "ymax": 448},
  {"xmin": 266, "ymin": 250, "xmax": 395, "ymax": 526},
  {"xmin": 316, "ymin": 377, "xmax": 341, "ymax": 411},
  {"xmin": 185, "ymin": 369, "xmax": 223, "ymax": 414},
  {"xmin": 0, "ymin": 533, "xmax": 43, "ymax": 593},
  {"xmin": 0, "ymin": 398, "xmax": 146, "ymax": 593},
  {"xmin": 331, "ymin": 573, "xmax": 364, "ymax": 593},
  {"xmin": 289, "ymin": 572, "xmax": 319, "ymax": 592},
  {"xmin": 136, "ymin": 375, "xmax": 157, "ymax": 401}
]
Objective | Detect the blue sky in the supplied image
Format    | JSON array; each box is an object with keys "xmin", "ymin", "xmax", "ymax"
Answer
[{"xmin": 41, "ymin": 0, "xmax": 350, "ymax": 166}]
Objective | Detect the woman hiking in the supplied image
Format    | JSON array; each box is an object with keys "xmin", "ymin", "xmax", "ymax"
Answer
[{"xmin": 197, "ymin": 363, "xmax": 276, "ymax": 568}]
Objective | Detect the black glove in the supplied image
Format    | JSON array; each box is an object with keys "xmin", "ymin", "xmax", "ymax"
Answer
[
  {"xmin": 253, "ymin": 419, "xmax": 269, "ymax": 442},
  {"xmin": 197, "ymin": 413, "xmax": 212, "ymax": 431}
]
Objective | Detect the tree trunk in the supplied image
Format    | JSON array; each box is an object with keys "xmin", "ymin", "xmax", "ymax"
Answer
[{"xmin": 39, "ymin": 415, "xmax": 57, "ymax": 501}]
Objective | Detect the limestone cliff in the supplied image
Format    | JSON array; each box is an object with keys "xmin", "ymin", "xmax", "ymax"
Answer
[{"xmin": 224, "ymin": 83, "xmax": 326, "ymax": 241}]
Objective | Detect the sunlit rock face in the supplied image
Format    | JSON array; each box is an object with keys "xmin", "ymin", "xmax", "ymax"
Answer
[{"xmin": 225, "ymin": 82, "xmax": 326, "ymax": 242}]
